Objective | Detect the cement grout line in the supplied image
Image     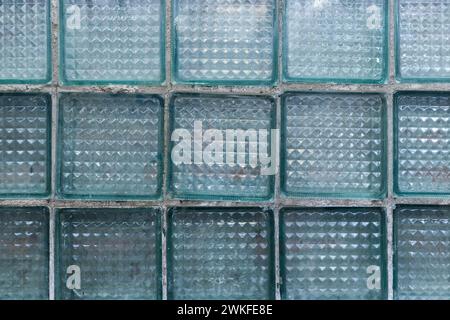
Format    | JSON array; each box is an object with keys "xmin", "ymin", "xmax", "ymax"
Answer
[
  {"xmin": 386, "ymin": 205, "xmax": 394, "ymax": 300},
  {"xmin": 161, "ymin": 207, "xmax": 168, "ymax": 300},
  {"xmin": 49, "ymin": 207, "xmax": 56, "ymax": 300}
]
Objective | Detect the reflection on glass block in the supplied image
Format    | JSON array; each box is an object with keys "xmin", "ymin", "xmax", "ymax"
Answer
[
  {"xmin": 0, "ymin": 94, "xmax": 51, "ymax": 198},
  {"xmin": 57, "ymin": 93, "xmax": 163, "ymax": 200},
  {"xmin": 281, "ymin": 93, "xmax": 386, "ymax": 198},
  {"xmin": 395, "ymin": 92, "xmax": 450, "ymax": 196},
  {"xmin": 167, "ymin": 207, "xmax": 275, "ymax": 300},
  {"xmin": 56, "ymin": 208, "xmax": 161, "ymax": 300},
  {"xmin": 394, "ymin": 206, "xmax": 450, "ymax": 300},
  {"xmin": 280, "ymin": 207, "xmax": 387, "ymax": 300},
  {"xmin": 397, "ymin": 0, "xmax": 450, "ymax": 81},
  {"xmin": 0, "ymin": 207, "xmax": 49, "ymax": 300},
  {"xmin": 169, "ymin": 94, "xmax": 275, "ymax": 201},
  {"xmin": 172, "ymin": 0, "xmax": 276, "ymax": 84},
  {"xmin": 0, "ymin": 0, "xmax": 50, "ymax": 83},
  {"xmin": 60, "ymin": 0, "xmax": 164, "ymax": 84},
  {"xmin": 284, "ymin": 0, "xmax": 387, "ymax": 83}
]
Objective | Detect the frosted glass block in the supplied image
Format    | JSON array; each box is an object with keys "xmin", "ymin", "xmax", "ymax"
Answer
[
  {"xmin": 0, "ymin": 0, "xmax": 51, "ymax": 83},
  {"xmin": 0, "ymin": 94, "xmax": 51, "ymax": 198},
  {"xmin": 281, "ymin": 93, "xmax": 387, "ymax": 199},
  {"xmin": 394, "ymin": 206, "xmax": 450, "ymax": 300},
  {"xmin": 56, "ymin": 208, "xmax": 161, "ymax": 300},
  {"xmin": 60, "ymin": 0, "xmax": 164, "ymax": 85},
  {"xmin": 167, "ymin": 207, "xmax": 275, "ymax": 300},
  {"xmin": 57, "ymin": 93, "xmax": 163, "ymax": 200},
  {"xmin": 168, "ymin": 94, "xmax": 276, "ymax": 201},
  {"xmin": 395, "ymin": 92, "xmax": 450, "ymax": 196},
  {"xmin": 172, "ymin": 0, "xmax": 277, "ymax": 84},
  {"xmin": 280, "ymin": 207, "xmax": 387, "ymax": 300},
  {"xmin": 0, "ymin": 207, "xmax": 49, "ymax": 300},
  {"xmin": 396, "ymin": 0, "xmax": 450, "ymax": 81},
  {"xmin": 284, "ymin": 0, "xmax": 387, "ymax": 83}
]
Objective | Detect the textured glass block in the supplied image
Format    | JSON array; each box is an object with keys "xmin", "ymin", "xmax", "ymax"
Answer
[
  {"xmin": 168, "ymin": 94, "xmax": 275, "ymax": 201},
  {"xmin": 167, "ymin": 207, "xmax": 275, "ymax": 300},
  {"xmin": 395, "ymin": 92, "xmax": 450, "ymax": 196},
  {"xmin": 56, "ymin": 208, "xmax": 161, "ymax": 300},
  {"xmin": 284, "ymin": 0, "xmax": 387, "ymax": 83},
  {"xmin": 281, "ymin": 93, "xmax": 387, "ymax": 198},
  {"xmin": 172, "ymin": 0, "xmax": 277, "ymax": 84},
  {"xmin": 0, "ymin": 0, "xmax": 51, "ymax": 83},
  {"xmin": 396, "ymin": 0, "xmax": 450, "ymax": 81},
  {"xmin": 280, "ymin": 207, "xmax": 387, "ymax": 300},
  {"xmin": 394, "ymin": 206, "xmax": 450, "ymax": 300},
  {"xmin": 0, "ymin": 207, "xmax": 49, "ymax": 300},
  {"xmin": 0, "ymin": 94, "xmax": 51, "ymax": 198},
  {"xmin": 60, "ymin": 0, "xmax": 164, "ymax": 85},
  {"xmin": 57, "ymin": 93, "xmax": 163, "ymax": 200}
]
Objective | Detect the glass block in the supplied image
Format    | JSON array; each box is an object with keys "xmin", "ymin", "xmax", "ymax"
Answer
[
  {"xmin": 168, "ymin": 94, "xmax": 276, "ymax": 201},
  {"xmin": 172, "ymin": 0, "xmax": 277, "ymax": 85},
  {"xmin": 394, "ymin": 206, "xmax": 450, "ymax": 300},
  {"xmin": 0, "ymin": 0, "xmax": 51, "ymax": 83},
  {"xmin": 56, "ymin": 208, "xmax": 161, "ymax": 300},
  {"xmin": 396, "ymin": 0, "xmax": 450, "ymax": 82},
  {"xmin": 284, "ymin": 0, "xmax": 388, "ymax": 83},
  {"xmin": 57, "ymin": 93, "xmax": 163, "ymax": 200},
  {"xmin": 281, "ymin": 93, "xmax": 387, "ymax": 199},
  {"xmin": 60, "ymin": 0, "xmax": 165, "ymax": 85},
  {"xmin": 167, "ymin": 207, "xmax": 275, "ymax": 300},
  {"xmin": 394, "ymin": 92, "xmax": 450, "ymax": 196},
  {"xmin": 280, "ymin": 207, "xmax": 387, "ymax": 300},
  {"xmin": 0, "ymin": 207, "xmax": 49, "ymax": 300},
  {"xmin": 0, "ymin": 93, "xmax": 51, "ymax": 198}
]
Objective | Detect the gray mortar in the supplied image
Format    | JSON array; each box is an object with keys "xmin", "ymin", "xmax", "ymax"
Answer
[{"xmin": 0, "ymin": 0, "xmax": 450, "ymax": 300}]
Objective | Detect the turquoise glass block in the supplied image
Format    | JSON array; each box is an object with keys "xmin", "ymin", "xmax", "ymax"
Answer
[
  {"xmin": 0, "ymin": 93, "xmax": 51, "ymax": 198},
  {"xmin": 60, "ymin": 0, "xmax": 165, "ymax": 85},
  {"xmin": 172, "ymin": 0, "xmax": 277, "ymax": 85},
  {"xmin": 396, "ymin": 0, "xmax": 450, "ymax": 82},
  {"xmin": 280, "ymin": 207, "xmax": 387, "ymax": 300},
  {"xmin": 0, "ymin": 0, "xmax": 51, "ymax": 83},
  {"xmin": 167, "ymin": 207, "xmax": 275, "ymax": 300},
  {"xmin": 168, "ymin": 94, "xmax": 276, "ymax": 201},
  {"xmin": 281, "ymin": 93, "xmax": 387, "ymax": 199},
  {"xmin": 56, "ymin": 208, "xmax": 161, "ymax": 300},
  {"xmin": 284, "ymin": 0, "xmax": 388, "ymax": 83},
  {"xmin": 394, "ymin": 92, "xmax": 450, "ymax": 196},
  {"xmin": 57, "ymin": 93, "xmax": 163, "ymax": 200},
  {"xmin": 0, "ymin": 207, "xmax": 49, "ymax": 300},
  {"xmin": 394, "ymin": 206, "xmax": 450, "ymax": 300}
]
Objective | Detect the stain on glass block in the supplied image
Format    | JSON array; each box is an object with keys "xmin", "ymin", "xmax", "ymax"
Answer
[
  {"xmin": 56, "ymin": 208, "xmax": 162, "ymax": 300},
  {"xmin": 396, "ymin": 0, "xmax": 450, "ymax": 81},
  {"xmin": 394, "ymin": 92, "xmax": 450, "ymax": 196},
  {"xmin": 0, "ymin": 207, "xmax": 49, "ymax": 300},
  {"xmin": 394, "ymin": 205, "xmax": 450, "ymax": 300},
  {"xmin": 284, "ymin": 0, "xmax": 388, "ymax": 83},
  {"xmin": 0, "ymin": 93, "xmax": 51, "ymax": 198},
  {"xmin": 172, "ymin": 0, "xmax": 277, "ymax": 85},
  {"xmin": 168, "ymin": 94, "xmax": 276, "ymax": 201},
  {"xmin": 167, "ymin": 207, "xmax": 275, "ymax": 300},
  {"xmin": 0, "ymin": 0, "xmax": 51, "ymax": 83},
  {"xmin": 281, "ymin": 93, "xmax": 387, "ymax": 199},
  {"xmin": 57, "ymin": 93, "xmax": 163, "ymax": 200},
  {"xmin": 280, "ymin": 207, "xmax": 387, "ymax": 300},
  {"xmin": 60, "ymin": 0, "xmax": 165, "ymax": 85}
]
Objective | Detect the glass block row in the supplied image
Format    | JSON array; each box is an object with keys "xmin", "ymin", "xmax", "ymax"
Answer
[
  {"xmin": 3, "ymin": 0, "xmax": 450, "ymax": 84},
  {"xmin": 3, "ymin": 91, "xmax": 450, "ymax": 200},
  {"xmin": 1, "ymin": 205, "xmax": 447, "ymax": 300}
]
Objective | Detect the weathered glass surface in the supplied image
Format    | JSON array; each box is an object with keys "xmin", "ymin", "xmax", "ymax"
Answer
[{"xmin": 167, "ymin": 207, "xmax": 275, "ymax": 300}]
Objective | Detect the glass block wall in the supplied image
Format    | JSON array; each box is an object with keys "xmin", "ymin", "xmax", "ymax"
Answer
[{"xmin": 0, "ymin": 0, "xmax": 449, "ymax": 300}]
